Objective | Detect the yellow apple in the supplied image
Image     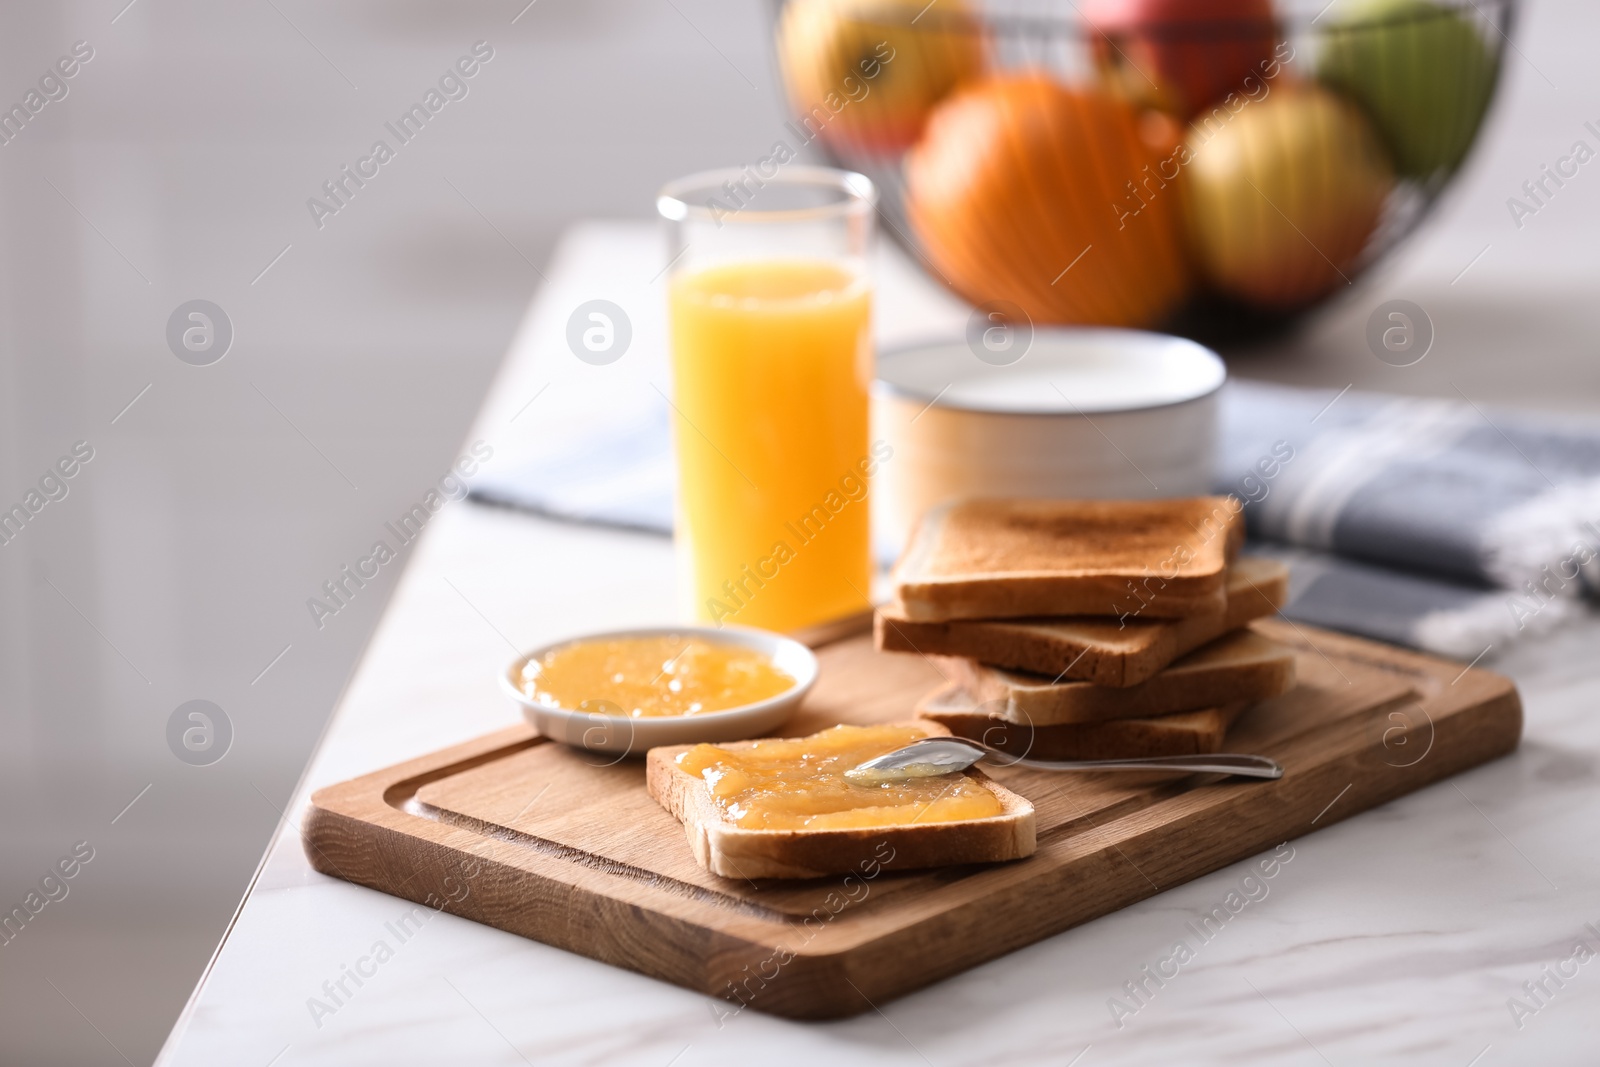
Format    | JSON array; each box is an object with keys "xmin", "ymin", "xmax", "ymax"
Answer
[
  {"xmin": 1180, "ymin": 82, "xmax": 1394, "ymax": 308},
  {"xmin": 778, "ymin": 0, "xmax": 984, "ymax": 156}
]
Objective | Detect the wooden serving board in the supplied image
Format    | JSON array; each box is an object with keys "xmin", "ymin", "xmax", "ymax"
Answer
[{"xmin": 302, "ymin": 619, "xmax": 1520, "ymax": 1019}]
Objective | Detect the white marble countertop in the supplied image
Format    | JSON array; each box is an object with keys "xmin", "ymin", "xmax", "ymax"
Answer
[{"xmin": 155, "ymin": 223, "xmax": 1600, "ymax": 1066}]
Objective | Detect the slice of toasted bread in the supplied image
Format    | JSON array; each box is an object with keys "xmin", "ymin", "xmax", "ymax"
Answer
[
  {"xmin": 646, "ymin": 721, "xmax": 1036, "ymax": 880},
  {"xmin": 878, "ymin": 556, "xmax": 1287, "ymax": 687},
  {"xmin": 942, "ymin": 627, "xmax": 1297, "ymax": 726},
  {"xmin": 891, "ymin": 497, "xmax": 1245, "ymax": 622},
  {"xmin": 917, "ymin": 683, "xmax": 1250, "ymax": 759}
]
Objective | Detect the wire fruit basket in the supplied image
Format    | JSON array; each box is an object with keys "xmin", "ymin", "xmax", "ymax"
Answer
[{"xmin": 770, "ymin": 0, "xmax": 1514, "ymax": 344}]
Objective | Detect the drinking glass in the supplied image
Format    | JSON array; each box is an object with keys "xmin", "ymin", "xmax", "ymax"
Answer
[{"xmin": 657, "ymin": 166, "xmax": 877, "ymax": 633}]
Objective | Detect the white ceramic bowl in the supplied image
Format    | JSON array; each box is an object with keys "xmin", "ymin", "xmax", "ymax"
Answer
[
  {"xmin": 501, "ymin": 625, "xmax": 819, "ymax": 756},
  {"xmin": 873, "ymin": 328, "xmax": 1226, "ymax": 553}
]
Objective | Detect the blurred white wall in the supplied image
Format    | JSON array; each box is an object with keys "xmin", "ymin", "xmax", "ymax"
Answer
[{"xmin": 0, "ymin": 2, "xmax": 788, "ymax": 1063}]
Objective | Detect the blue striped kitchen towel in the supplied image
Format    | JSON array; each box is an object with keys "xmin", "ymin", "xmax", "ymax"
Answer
[{"xmin": 471, "ymin": 380, "xmax": 1600, "ymax": 657}]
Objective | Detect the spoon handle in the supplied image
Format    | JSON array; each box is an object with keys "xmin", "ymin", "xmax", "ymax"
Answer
[{"xmin": 1011, "ymin": 752, "xmax": 1284, "ymax": 779}]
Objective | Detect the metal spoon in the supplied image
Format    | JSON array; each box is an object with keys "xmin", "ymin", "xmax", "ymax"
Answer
[{"xmin": 844, "ymin": 736, "xmax": 1283, "ymax": 784}]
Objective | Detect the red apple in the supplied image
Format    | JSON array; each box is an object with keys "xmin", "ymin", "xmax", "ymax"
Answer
[{"xmin": 1082, "ymin": 0, "xmax": 1280, "ymax": 119}]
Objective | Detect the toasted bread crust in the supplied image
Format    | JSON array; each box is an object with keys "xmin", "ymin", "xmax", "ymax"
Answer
[
  {"xmin": 878, "ymin": 558, "xmax": 1288, "ymax": 686},
  {"xmin": 917, "ymin": 683, "xmax": 1249, "ymax": 759},
  {"xmin": 892, "ymin": 497, "xmax": 1244, "ymax": 622},
  {"xmin": 945, "ymin": 628, "xmax": 1297, "ymax": 726},
  {"xmin": 646, "ymin": 722, "xmax": 1036, "ymax": 880}
]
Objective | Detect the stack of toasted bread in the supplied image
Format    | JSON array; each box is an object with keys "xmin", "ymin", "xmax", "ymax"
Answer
[{"xmin": 876, "ymin": 497, "xmax": 1297, "ymax": 759}]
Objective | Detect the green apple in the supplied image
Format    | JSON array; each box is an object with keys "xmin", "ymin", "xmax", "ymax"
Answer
[{"xmin": 1317, "ymin": 0, "xmax": 1498, "ymax": 178}]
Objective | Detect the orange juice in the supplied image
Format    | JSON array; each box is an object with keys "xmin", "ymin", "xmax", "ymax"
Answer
[{"xmin": 668, "ymin": 258, "xmax": 876, "ymax": 632}]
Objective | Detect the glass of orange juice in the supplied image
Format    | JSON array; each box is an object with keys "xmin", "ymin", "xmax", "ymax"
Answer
[{"xmin": 657, "ymin": 167, "xmax": 877, "ymax": 634}]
